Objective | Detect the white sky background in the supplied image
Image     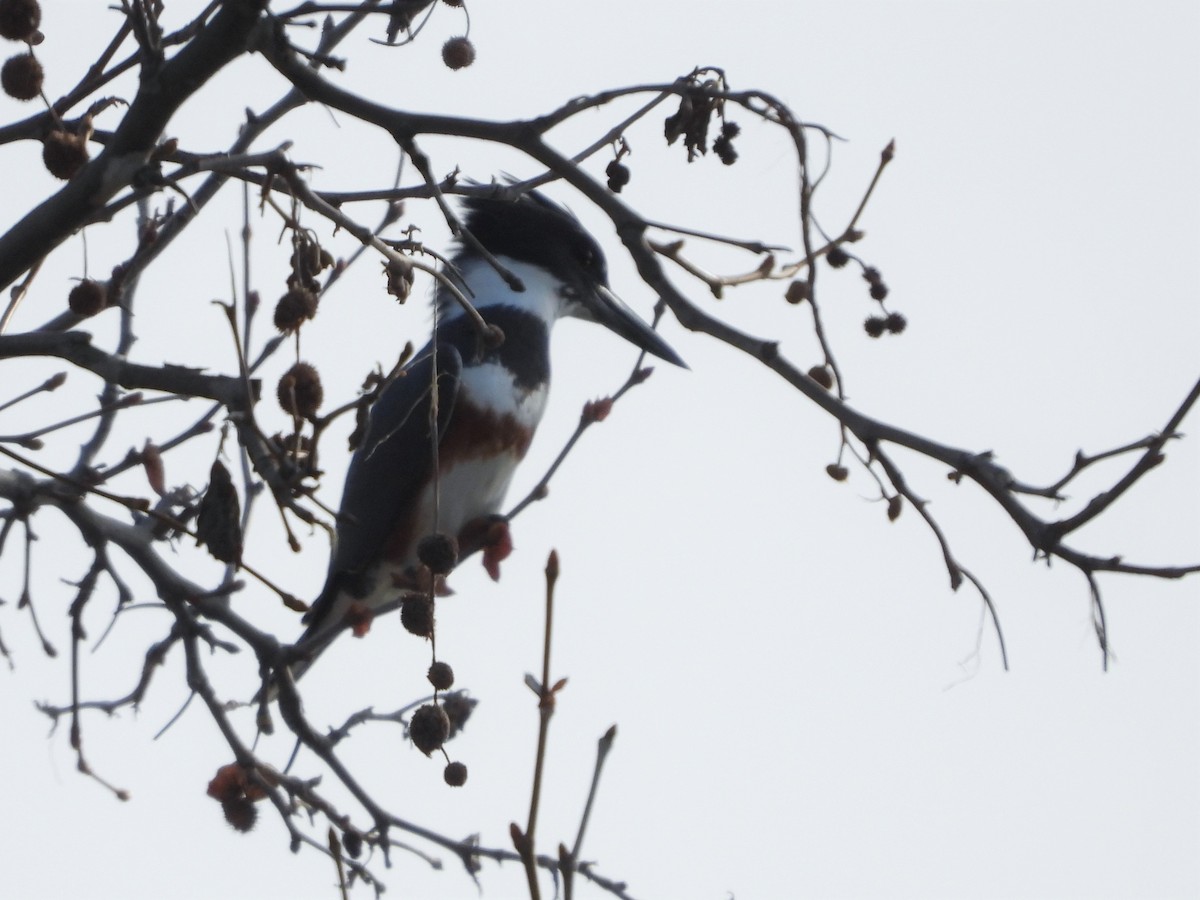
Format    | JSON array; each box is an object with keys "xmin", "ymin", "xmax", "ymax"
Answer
[{"xmin": 1, "ymin": 2, "xmax": 1198, "ymax": 899}]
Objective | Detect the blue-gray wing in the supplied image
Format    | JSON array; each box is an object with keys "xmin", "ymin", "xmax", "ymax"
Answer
[{"xmin": 302, "ymin": 342, "xmax": 462, "ymax": 629}]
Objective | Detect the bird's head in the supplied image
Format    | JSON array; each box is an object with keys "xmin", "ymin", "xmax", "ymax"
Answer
[{"xmin": 447, "ymin": 192, "xmax": 686, "ymax": 368}]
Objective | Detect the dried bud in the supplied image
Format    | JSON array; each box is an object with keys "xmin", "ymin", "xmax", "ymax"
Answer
[
  {"xmin": 663, "ymin": 110, "xmax": 684, "ymax": 146},
  {"xmin": 826, "ymin": 246, "xmax": 850, "ymax": 268},
  {"xmin": 273, "ymin": 287, "xmax": 318, "ymax": 334},
  {"xmin": 342, "ymin": 831, "xmax": 363, "ymax": 859},
  {"xmin": 277, "ymin": 362, "xmax": 323, "ymax": 419},
  {"xmin": 271, "ymin": 430, "xmax": 314, "ymax": 462},
  {"xmin": 825, "ymin": 464, "xmax": 849, "ymax": 482},
  {"xmin": 195, "ymin": 460, "xmax": 242, "ymax": 564},
  {"xmin": 0, "ymin": 0, "xmax": 41, "ymax": 42},
  {"xmin": 304, "ymin": 240, "xmax": 322, "ymax": 276},
  {"xmin": 417, "ymin": 532, "xmax": 459, "ymax": 576},
  {"xmin": 384, "ymin": 256, "xmax": 414, "ymax": 302},
  {"xmin": 427, "ymin": 661, "xmax": 455, "ymax": 691},
  {"xmin": 605, "ymin": 159, "xmax": 630, "ymax": 193},
  {"xmin": 401, "ymin": 595, "xmax": 434, "ymax": 638},
  {"xmin": 785, "ymin": 280, "xmax": 809, "ymax": 305},
  {"xmin": 444, "ymin": 761, "xmax": 468, "ymax": 787},
  {"xmin": 582, "ymin": 397, "xmax": 613, "ymax": 424},
  {"xmin": 863, "ymin": 316, "xmax": 886, "ymax": 338},
  {"xmin": 662, "ymin": 91, "xmax": 715, "ymax": 162},
  {"xmin": 712, "ymin": 133, "xmax": 738, "ymax": 165},
  {"xmin": 409, "ymin": 703, "xmax": 450, "ymax": 756},
  {"xmin": 68, "ymin": 279, "xmax": 107, "ymax": 317},
  {"xmin": 884, "ymin": 312, "xmax": 907, "ymax": 334},
  {"xmin": 807, "ymin": 365, "xmax": 834, "ymax": 390},
  {"xmin": 441, "ymin": 36, "xmax": 475, "ymax": 70},
  {"xmin": 42, "ymin": 129, "xmax": 89, "ymax": 180},
  {"xmin": 887, "ymin": 495, "xmax": 903, "ymax": 521},
  {"xmin": 869, "ymin": 282, "xmax": 889, "ymax": 301},
  {"xmin": 1, "ymin": 51, "xmax": 40, "ymax": 100},
  {"xmin": 441, "ymin": 691, "xmax": 477, "ymax": 738}
]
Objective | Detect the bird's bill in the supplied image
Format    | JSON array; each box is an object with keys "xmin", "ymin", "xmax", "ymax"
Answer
[{"xmin": 590, "ymin": 285, "xmax": 687, "ymax": 368}]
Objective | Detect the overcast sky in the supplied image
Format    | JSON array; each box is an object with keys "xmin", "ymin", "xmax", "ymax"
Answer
[{"xmin": 2, "ymin": 3, "xmax": 1197, "ymax": 899}]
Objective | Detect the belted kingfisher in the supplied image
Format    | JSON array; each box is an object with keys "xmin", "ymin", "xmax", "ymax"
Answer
[{"xmin": 288, "ymin": 192, "xmax": 684, "ymax": 680}]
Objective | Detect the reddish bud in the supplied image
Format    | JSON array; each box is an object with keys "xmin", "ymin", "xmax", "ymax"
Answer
[
  {"xmin": 142, "ymin": 441, "xmax": 165, "ymax": 496},
  {"xmin": 582, "ymin": 397, "xmax": 613, "ymax": 424}
]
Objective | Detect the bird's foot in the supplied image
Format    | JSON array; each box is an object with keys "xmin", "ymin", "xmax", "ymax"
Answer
[
  {"xmin": 482, "ymin": 521, "xmax": 513, "ymax": 581},
  {"xmin": 459, "ymin": 515, "xmax": 513, "ymax": 581}
]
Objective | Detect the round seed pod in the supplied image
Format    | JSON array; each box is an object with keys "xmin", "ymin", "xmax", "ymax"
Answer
[
  {"xmin": 273, "ymin": 287, "xmax": 318, "ymax": 334},
  {"xmin": 427, "ymin": 661, "xmax": 455, "ymax": 691},
  {"xmin": 276, "ymin": 362, "xmax": 323, "ymax": 419},
  {"xmin": 441, "ymin": 36, "xmax": 475, "ymax": 70},
  {"xmin": 409, "ymin": 703, "xmax": 450, "ymax": 756},
  {"xmin": 1, "ymin": 51, "xmax": 42, "ymax": 100},
  {"xmin": 68, "ymin": 279, "xmax": 107, "ymax": 317},
  {"xmin": 42, "ymin": 129, "xmax": 89, "ymax": 180},
  {"xmin": 0, "ymin": 0, "xmax": 41, "ymax": 42}
]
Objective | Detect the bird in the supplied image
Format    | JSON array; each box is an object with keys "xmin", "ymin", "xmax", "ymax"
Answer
[{"xmin": 285, "ymin": 191, "xmax": 685, "ymax": 682}]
